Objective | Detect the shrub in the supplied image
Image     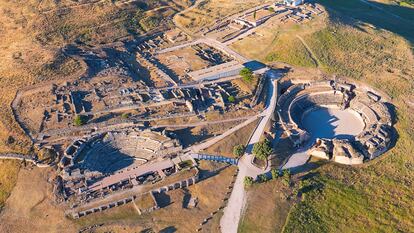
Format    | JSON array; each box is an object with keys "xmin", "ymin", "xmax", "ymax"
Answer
[
  {"xmin": 271, "ymin": 168, "xmax": 279, "ymax": 179},
  {"xmin": 259, "ymin": 174, "xmax": 268, "ymax": 182},
  {"xmin": 244, "ymin": 176, "xmax": 254, "ymax": 187},
  {"xmin": 228, "ymin": 95, "xmax": 236, "ymax": 103},
  {"xmin": 233, "ymin": 144, "xmax": 245, "ymax": 157},
  {"xmin": 178, "ymin": 160, "xmax": 193, "ymax": 169},
  {"xmin": 6, "ymin": 136, "xmax": 15, "ymax": 144},
  {"xmin": 239, "ymin": 67, "xmax": 254, "ymax": 83},
  {"xmin": 282, "ymin": 169, "xmax": 291, "ymax": 186},
  {"xmin": 121, "ymin": 112, "xmax": 130, "ymax": 119},
  {"xmin": 73, "ymin": 115, "xmax": 87, "ymax": 126},
  {"xmin": 252, "ymin": 139, "xmax": 273, "ymax": 161}
]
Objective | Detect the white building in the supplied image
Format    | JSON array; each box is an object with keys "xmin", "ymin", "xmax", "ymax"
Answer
[
  {"xmin": 284, "ymin": 0, "xmax": 304, "ymax": 7},
  {"xmin": 187, "ymin": 61, "xmax": 245, "ymax": 81}
]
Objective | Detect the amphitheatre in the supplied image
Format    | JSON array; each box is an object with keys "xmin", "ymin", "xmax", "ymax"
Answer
[
  {"xmin": 277, "ymin": 79, "xmax": 393, "ymax": 165},
  {"xmin": 0, "ymin": 0, "xmax": 411, "ymax": 232}
]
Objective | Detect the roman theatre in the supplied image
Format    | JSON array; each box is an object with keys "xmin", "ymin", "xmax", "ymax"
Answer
[
  {"xmin": 277, "ymin": 80, "xmax": 394, "ymax": 165},
  {"xmin": 58, "ymin": 128, "xmax": 185, "ymax": 203}
]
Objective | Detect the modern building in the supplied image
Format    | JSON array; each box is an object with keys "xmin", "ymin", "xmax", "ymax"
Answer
[
  {"xmin": 187, "ymin": 61, "xmax": 245, "ymax": 81},
  {"xmin": 284, "ymin": 0, "xmax": 305, "ymax": 7}
]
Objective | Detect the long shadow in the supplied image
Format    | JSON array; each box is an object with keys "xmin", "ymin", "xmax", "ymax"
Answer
[
  {"xmin": 198, "ymin": 164, "xmax": 230, "ymax": 180},
  {"xmin": 63, "ymin": 44, "xmax": 109, "ymax": 79},
  {"xmin": 159, "ymin": 226, "xmax": 177, "ymax": 233},
  {"xmin": 77, "ymin": 143, "xmax": 134, "ymax": 175},
  {"xmin": 153, "ymin": 192, "xmax": 172, "ymax": 208},
  {"xmin": 172, "ymin": 127, "xmax": 214, "ymax": 148},
  {"xmin": 315, "ymin": 0, "xmax": 414, "ymax": 45},
  {"xmin": 301, "ymin": 107, "xmax": 358, "ymax": 141},
  {"xmin": 182, "ymin": 189, "xmax": 192, "ymax": 208},
  {"xmin": 88, "ymin": 113, "xmax": 116, "ymax": 124},
  {"xmin": 297, "ymin": 171, "xmax": 325, "ymax": 195}
]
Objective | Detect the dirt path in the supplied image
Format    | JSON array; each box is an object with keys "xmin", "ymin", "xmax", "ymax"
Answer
[
  {"xmin": 172, "ymin": 0, "xmax": 207, "ymax": 37},
  {"xmin": 296, "ymin": 35, "xmax": 321, "ymax": 68}
]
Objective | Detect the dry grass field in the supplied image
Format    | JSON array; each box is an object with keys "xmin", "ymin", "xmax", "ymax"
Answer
[
  {"xmin": 0, "ymin": 160, "xmax": 236, "ymax": 232},
  {"xmin": 174, "ymin": 0, "xmax": 271, "ymax": 33},
  {"xmin": 0, "ymin": 167, "xmax": 77, "ymax": 233},
  {"xmin": 0, "ymin": 160, "xmax": 20, "ymax": 210},
  {"xmin": 203, "ymin": 119, "xmax": 259, "ymax": 157},
  {"xmin": 155, "ymin": 46, "xmax": 212, "ymax": 76},
  {"xmin": 74, "ymin": 161, "xmax": 236, "ymax": 232},
  {"xmin": 172, "ymin": 120, "xmax": 243, "ymax": 147},
  {"xmin": 230, "ymin": 11, "xmax": 326, "ymax": 66}
]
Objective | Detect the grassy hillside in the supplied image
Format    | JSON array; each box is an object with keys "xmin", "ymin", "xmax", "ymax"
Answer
[
  {"xmin": 265, "ymin": 35, "xmax": 318, "ymax": 68},
  {"xmin": 283, "ymin": 105, "xmax": 414, "ymax": 232},
  {"xmin": 282, "ymin": 1, "xmax": 414, "ymax": 232},
  {"xmin": 231, "ymin": 0, "xmax": 414, "ymax": 232},
  {"xmin": 239, "ymin": 178, "xmax": 295, "ymax": 233}
]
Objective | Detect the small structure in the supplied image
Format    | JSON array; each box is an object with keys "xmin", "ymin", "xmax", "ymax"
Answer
[
  {"xmin": 234, "ymin": 5, "xmax": 279, "ymax": 27},
  {"xmin": 188, "ymin": 197, "xmax": 199, "ymax": 208}
]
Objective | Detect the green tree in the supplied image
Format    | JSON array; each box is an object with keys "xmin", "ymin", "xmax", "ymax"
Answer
[
  {"xmin": 252, "ymin": 139, "xmax": 273, "ymax": 161},
  {"xmin": 121, "ymin": 112, "xmax": 130, "ymax": 119},
  {"xmin": 73, "ymin": 115, "xmax": 87, "ymax": 126},
  {"xmin": 228, "ymin": 95, "xmax": 236, "ymax": 103},
  {"xmin": 233, "ymin": 144, "xmax": 245, "ymax": 157},
  {"xmin": 282, "ymin": 169, "xmax": 291, "ymax": 187},
  {"xmin": 271, "ymin": 168, "xmax": 279, "ymax": 179},
  {"xmin": 244, "ymin": 176, "xmax": 254, "ymax": 187},
  {"xmin": 239, "ymin": 67, "xmax": 254, "ymax": 83},
  {"xmin": 260, "ymin": 174, "xmax": 268, "ymax": 182},
  {"xmin": 134, "ymin": 8, "xmax": 145, "ymax": 21}
]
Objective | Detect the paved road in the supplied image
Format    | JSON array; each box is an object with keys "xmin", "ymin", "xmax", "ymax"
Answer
[{"xmin": 220, "ymin": 73, "xmax": 280, "ymax": 233}]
